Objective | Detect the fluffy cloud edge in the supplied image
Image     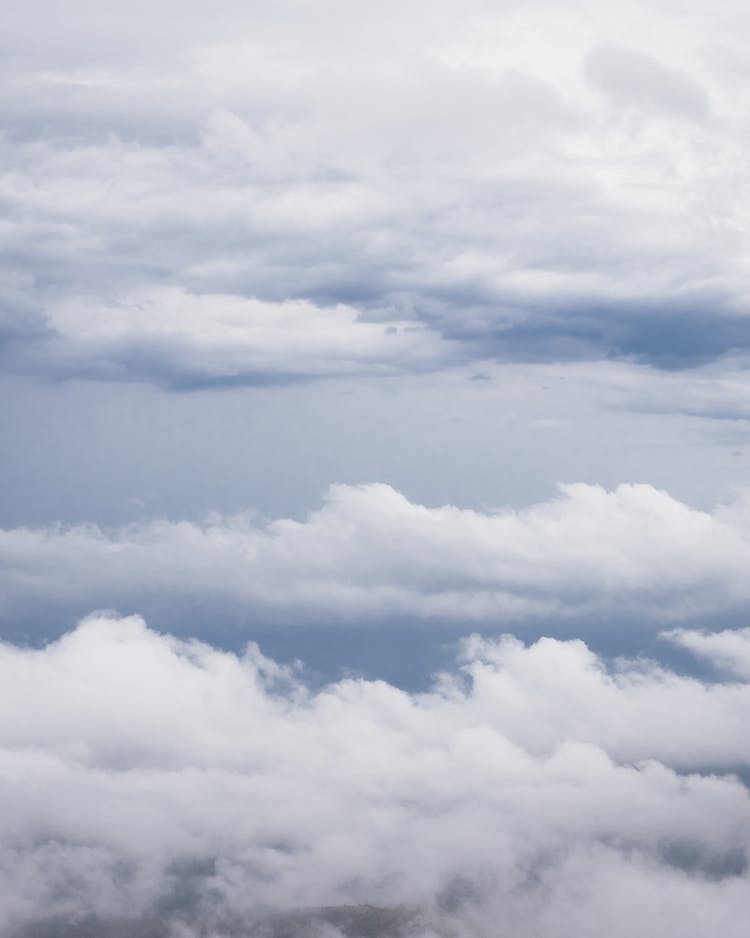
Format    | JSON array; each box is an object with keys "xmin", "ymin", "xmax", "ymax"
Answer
[
  {"xmin": 2, "ymin": 481, "xmax": 750, "ymax": 627},
  {"xmin": 2, "ymin": 612, "xmax": 750, "ymax": 936}
]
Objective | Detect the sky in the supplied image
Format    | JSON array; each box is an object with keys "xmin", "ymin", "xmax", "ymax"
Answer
[{"xmin": 3, "ymin": 1, "xmax": 750, "ymax": 935}]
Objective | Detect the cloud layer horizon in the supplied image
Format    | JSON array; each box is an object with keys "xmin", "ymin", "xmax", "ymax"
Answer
[
  {"xmin": 4, "ymin": 1, "xmax": 750, "ymax": 934},
  {"xmin": 3, "ymin": 613, "xmax": 750, "ymax": 937}
]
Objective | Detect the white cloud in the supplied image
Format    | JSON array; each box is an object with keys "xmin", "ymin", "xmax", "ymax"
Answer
[
  {"xmin": 664, "ymin": 626, "xmax": 750, "ymax": 680},
  {"xmin": 2, "ymin": 613, "xmax": 750, "ymax": 934},
  {"xmin": 2, "ymin": 481, "xmax": 750, "ymax": 627},
  {"xmin": 41, "ymin": 287, "xmax": 451, "ymax": 385}
]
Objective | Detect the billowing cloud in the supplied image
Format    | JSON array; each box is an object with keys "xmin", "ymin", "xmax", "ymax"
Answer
[
  {"xmin": 3, "ymin": 481, "xmax": 750, "ymax": 628},
  {"xmin": 2, "ymin": 613, "xmax": 750, "ymax": 935},
  {"xmin": 2, "ymin": 0, "xmax": 750, "ymax": 387}
]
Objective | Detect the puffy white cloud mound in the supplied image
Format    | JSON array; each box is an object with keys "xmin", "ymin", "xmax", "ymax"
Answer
[
  {"xmin": 3, "ymin": 482, "xmax": 750, "ymax": 626},
  {"xmin": 2, "ymin": 614, "xmax": 750, "ymax": 935}
]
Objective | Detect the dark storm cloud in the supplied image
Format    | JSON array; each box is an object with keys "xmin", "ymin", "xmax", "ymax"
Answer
[{"xmin": 440, "ymin": 298, "xmax": 750, "ymax": 369}]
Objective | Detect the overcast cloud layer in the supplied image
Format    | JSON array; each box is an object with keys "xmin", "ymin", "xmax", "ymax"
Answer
[
  {"xmin": 3, "ymin": 614, "xmax": 750, "ymax": 937},
  {"xmin": 3, "ymin": 0, "xmax": 750, "ymax": 386}
]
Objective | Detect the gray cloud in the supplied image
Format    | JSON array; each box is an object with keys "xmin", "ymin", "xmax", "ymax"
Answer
[
  {"xmin": 2, "ymin": 614, "xmax": 750, "ymax": 935},
  {"xmin": 585, "ymin": 43, "xmax": 712, "ymax": 120},
  {"xmin": 2, "ymin": 1, "xmax": 750, "ymax": 387}
]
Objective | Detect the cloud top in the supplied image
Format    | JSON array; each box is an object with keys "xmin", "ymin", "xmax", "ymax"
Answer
[
  {"xmin": 3, "ymin": 613, "xmax": 750, "ymax": 935},
  {"xmin": 3, "ymin": 482, "xmax": 750, "ymax": 628}
]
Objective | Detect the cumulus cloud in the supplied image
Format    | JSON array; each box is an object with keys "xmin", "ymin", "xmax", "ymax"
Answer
[
  {"xmin": 2, "ymin": 0, "xmax": 750, "ymax": 386},
  {"xmin": 2, "ymin": 613, "xmax": 750, "ymax": 936},
  {"xmin": 2, "ymin": 481, "xmax": 750, "ymax": 628}
]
